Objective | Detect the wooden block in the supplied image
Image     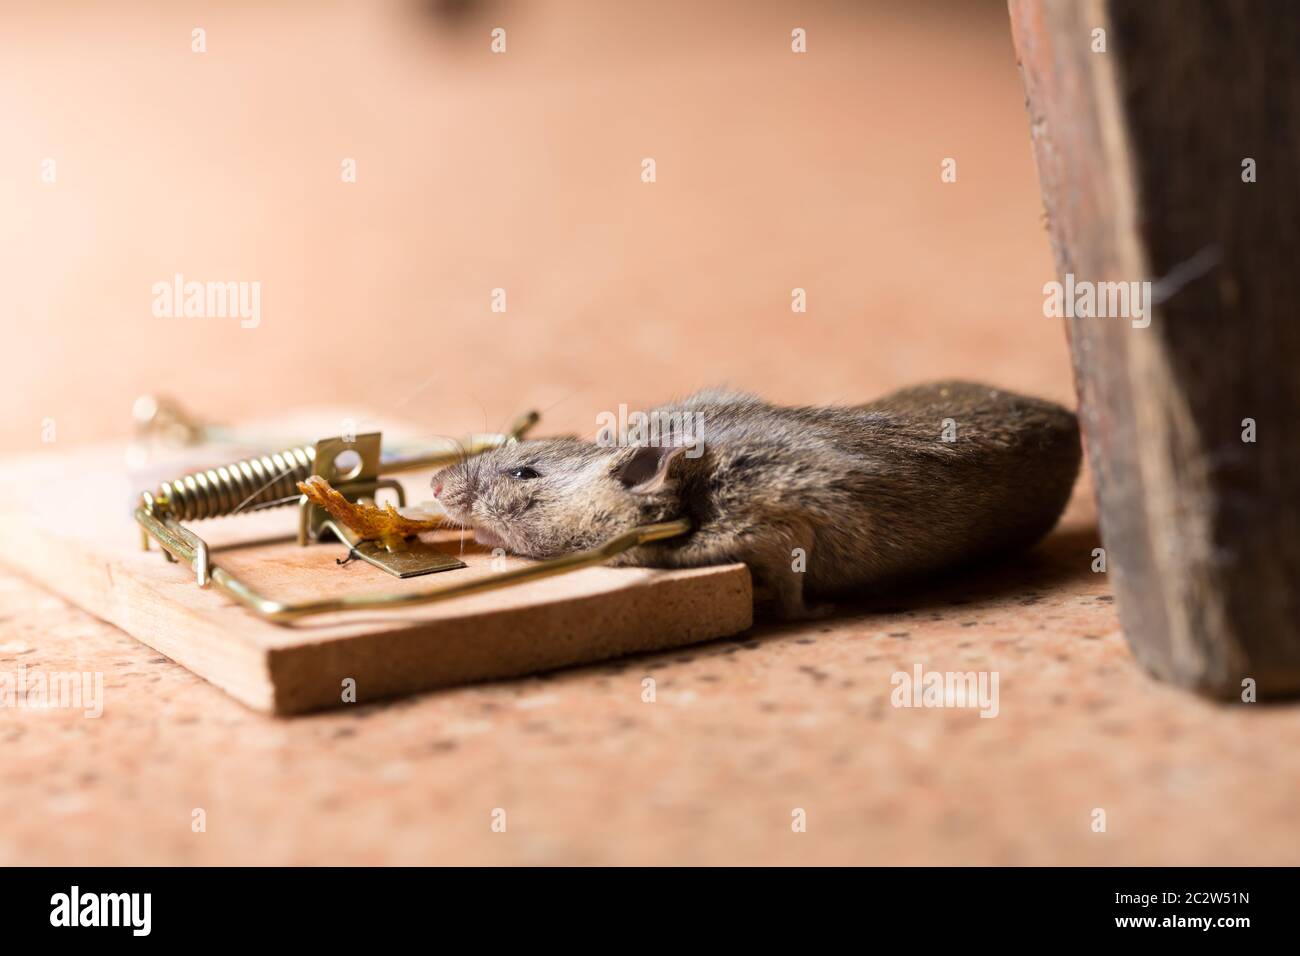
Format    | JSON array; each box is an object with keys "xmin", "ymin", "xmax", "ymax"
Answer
[
  {"xmin": 1009, "ymin": 0, "xmax": 1300, "ymax": 697},
  {"xmin": 0, "ymin": 413, "xmax": 752, "ymax": 713}
]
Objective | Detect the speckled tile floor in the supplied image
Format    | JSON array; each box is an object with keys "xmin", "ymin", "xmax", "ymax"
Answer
[{"xmin": 3, "ymin": 477, "xmax": 1297, "ymax": 865}]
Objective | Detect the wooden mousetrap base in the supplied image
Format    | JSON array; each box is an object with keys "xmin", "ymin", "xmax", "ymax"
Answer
[{"xmin": 0, "ymin": 411, "xmax": 752, "ymax": 714}]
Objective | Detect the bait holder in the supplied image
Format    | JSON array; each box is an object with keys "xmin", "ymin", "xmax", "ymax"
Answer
[{"xmin": 132, "ymin": 402, "xmax": 691, "ymax": 624}]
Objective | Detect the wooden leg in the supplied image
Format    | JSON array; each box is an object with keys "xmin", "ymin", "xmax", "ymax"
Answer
[{"xmin": 1008, "ymin": 0, "xmax": 1300, "ymax": 697}]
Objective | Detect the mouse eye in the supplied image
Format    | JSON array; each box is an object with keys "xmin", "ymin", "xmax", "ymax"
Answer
[{"xmin": 506, "ymin": 467, "xmax": 540, "ymax": 480}]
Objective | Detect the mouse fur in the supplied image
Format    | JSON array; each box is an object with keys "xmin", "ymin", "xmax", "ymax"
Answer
[{"xmin": 429, "ymin": 381, "xmax": 1081, "ymax": 618}]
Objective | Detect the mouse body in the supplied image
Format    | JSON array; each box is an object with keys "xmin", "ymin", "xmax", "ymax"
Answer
[{"xmin": 430, "ymin": 382, "xmax": 1081, "ymax": 618}]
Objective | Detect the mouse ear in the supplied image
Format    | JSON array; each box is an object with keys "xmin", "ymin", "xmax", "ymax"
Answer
[{"xmin": 614, "ymin": 445, "xmax": 689, "ymax": 494}]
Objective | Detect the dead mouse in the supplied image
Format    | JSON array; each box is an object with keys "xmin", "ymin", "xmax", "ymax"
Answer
[{"xmin": 429, "ymin": 382, "xmax": 1081, "ymax": 619}]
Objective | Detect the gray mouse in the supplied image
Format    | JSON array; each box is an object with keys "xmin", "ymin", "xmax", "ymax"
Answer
[{"xmin": 429, "ymin": 381, "xmax": 1081, "ymax": 618}]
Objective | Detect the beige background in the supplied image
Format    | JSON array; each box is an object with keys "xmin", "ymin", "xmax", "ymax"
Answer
[{"xmin": 2, "ymin": 0, "xmax": 1067, "ymax": 453}]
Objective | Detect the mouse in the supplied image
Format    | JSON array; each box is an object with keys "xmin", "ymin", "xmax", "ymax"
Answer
[{"xmin": 428, "ymin": 381, "xmax": 1081, "ymax": 619}]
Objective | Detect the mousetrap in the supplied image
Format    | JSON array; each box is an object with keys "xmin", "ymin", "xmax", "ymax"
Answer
[{"xmin": 0, "ymin": 401, "xmax": 752, "ymax": 714}]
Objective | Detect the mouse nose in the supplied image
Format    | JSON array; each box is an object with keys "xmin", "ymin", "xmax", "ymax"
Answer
[{"xmin": 432, "ymin": 481, "xmax": 444, "ymax": 497}]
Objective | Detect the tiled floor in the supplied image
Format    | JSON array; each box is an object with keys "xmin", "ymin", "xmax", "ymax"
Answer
[{"xmin": 3, "ymin": 474, "xmax": 1297, "ymax": 865}]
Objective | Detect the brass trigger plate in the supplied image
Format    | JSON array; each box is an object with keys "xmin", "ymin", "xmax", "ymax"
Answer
[
  {"xmin": 352, "ymin": 539, "xmax": 466, "ymax": 578},
  {"xmin": 325, "ymin": 519, "xmax": 466, "ymax": 578}
]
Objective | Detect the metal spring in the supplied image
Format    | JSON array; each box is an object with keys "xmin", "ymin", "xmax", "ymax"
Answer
[{"xmin": 148, "ymin": 445, "xmax": 317, "ymax": 521}]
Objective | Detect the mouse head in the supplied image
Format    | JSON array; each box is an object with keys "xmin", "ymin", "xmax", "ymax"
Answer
[{"xmin": 430, "ymin": 438, "xmax": 694, "ymax": 558}]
